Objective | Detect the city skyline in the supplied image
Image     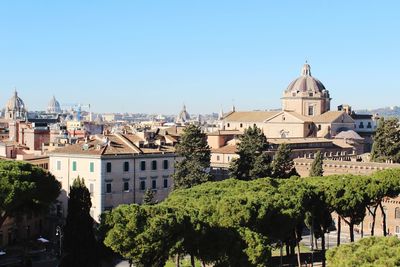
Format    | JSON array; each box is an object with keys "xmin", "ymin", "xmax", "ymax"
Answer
[{"xmin": 1, "ymin": 1, "xmax": 399, "ymax": 113}]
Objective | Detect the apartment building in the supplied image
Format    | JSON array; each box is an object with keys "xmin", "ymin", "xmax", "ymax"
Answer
[{"xmin": 49, "ymin": 133, "xmax": 177, "ymax": 222}]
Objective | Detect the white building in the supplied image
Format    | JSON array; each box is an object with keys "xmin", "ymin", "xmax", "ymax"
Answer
[{"xmin": 49, "ymin": 133, "xmax": 177, "ymax": 222}]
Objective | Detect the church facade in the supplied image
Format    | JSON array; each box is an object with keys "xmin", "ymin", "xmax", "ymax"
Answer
[{"xmin": 222, "ymin": 63, "xmax": 356, "ymax": 139}]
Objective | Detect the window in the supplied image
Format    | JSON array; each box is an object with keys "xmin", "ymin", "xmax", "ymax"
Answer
[
  {"xmin": 240, "ymin": 123, "xmax": 243, "ymax": 128},
  {"xmin": 72, "ymin": 161, "xmax": 77, "ymax": 171},
  {"xmin": 395, "ymin": 208, "xmax": 400, "ymax": 219},
  {"xmin": 140, "ymin": 161, "xmax": 146, "ymax": 171},
  {"xmin": 124, "ymin": 161, "xmax": 129, "ymax": 172},
  {"xmin": 56, "ymin": 161, "xmax": 61, "ymax": 170},
  {"xmin": 217, "ymin": 155, "xmax": 220, "ymax": 161},
  {"xmin": 367, "ymin": 122, "xmax": 372, "ymax": 128},
  {"xmin": 227, "ymin": 123, "xmax": 230, "ymax": 127},
  {"xmin": 359, "ymin": 122, "xmax": 364, "ymax": 129},
  {"xmin": 140, "ymin": 180, "xmax": 146, "ymax": 191},
  {"xmin": 106, "ymin": 183, "xmax": 112, "ymax": 194},
  {"xmin": 89, "ymin": 183, "xmax": 94, "ymax": 195},
  {"xmin": 123, "ymin": 181, "xmax": 129, "ymax": 192},
  {"xmin": 396, "ymin": 226, "xmax": 400, "ymax": 234},
  {"xmin": 164, "ymin": 178, "xmax": 168, "ymax": 188},
  {"xmin": 309, "ymin": 92, "xmax": 313, "ymax": 97},
  {"xmin": 318, "ymin": 125, "xmax": 321, "ymax": 131},
  {"xmin": 308, "ymin": 105, "xmax": 314, "ymax": 116},
  {"xmin": 106, "ymin": 162, "xmax": 112, "ymax": 173},
  {"xmin": 90, "ymin": 162, "xmax": 94, "ymax": 173},
  {"xmin": 152, "ymin": 179, "xmax": 157, "ymax": 190},
  {"xmin": 163, "ymin": 160, "xmax": 169, "ymax": 170},
  {"xmin": 152, "ymin": 160, "xmax": 157, "ymax": 170}
]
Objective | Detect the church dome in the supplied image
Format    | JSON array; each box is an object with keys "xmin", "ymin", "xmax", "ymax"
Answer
[
  {"xmin": 176, "ymin": 104, "xmax": 190, "ymax": 124},
  {"xmin": 5, "ymin": 90, "xmax": 27, "ymax": 121},
  {"xmin": 6, "ymin": 90, "xmax": 26, "ymax": 112},
  {"xmin": 285, "ymin": 63, "xmax": 327, "ymax": 94},
  {"xmin": 47, "ymin": 96, "xmax": 61, "ymax": 113}
]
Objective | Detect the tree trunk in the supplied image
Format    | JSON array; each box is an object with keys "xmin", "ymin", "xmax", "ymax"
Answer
[
  {"xmin": 315, "ymin": 237, "xmax": 319, "ymax": 250},
  {"xmin": 321, "ymin": 230, "xmax": 326, "ymax": 267},
  {"xmin": 285, "ymin": 242, "xmax": 290, "ymax": 257},
  {"xmin": 380, "ymin": 202, "xmax": 387, "ymax": 236},
  {"xmin": 349, "ymin": 223, "xmax": 355, "ymax": 242},
  {"xmin": 361, "ymin": 221, "xmax": 364, "ymax": 238},
  {"xmin": 294, "ymin": 230, "xmax": 301, "ymax": 267},
  {"xmin": 201, "ymin": 261, "xmax": 206, "ymax": 267},
  {"xmin": 190, "ymin": 254, "xmax": 195, "ymax": 267},
  {"xmin": 0, "ymin": 213, "xmax": 8, "ymax": 229},
  {"xmin": 370, "ymin": 205, "xmax": 378, "ymax": 236},
  {"xmin": 337, "ymin": 215, "xmax": 341, "ymax": 246},
  {"xmin": 176, "ymin": 254, "xmax": 180, "ymax": 267}
]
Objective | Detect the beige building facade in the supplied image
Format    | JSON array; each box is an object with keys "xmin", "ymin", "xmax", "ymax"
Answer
[
  {"xmin": 49, "ymin": 133, "xmax": 177, "ymax": 222},
  {"xmin": 222, "ymin": 63, "xmax": 357, "ymax": 139}
]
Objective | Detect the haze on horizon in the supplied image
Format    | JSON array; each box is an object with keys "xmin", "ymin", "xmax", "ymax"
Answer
[{"xmin": 0, "ymin": 1, "xmax": 399, "ymax": 114}]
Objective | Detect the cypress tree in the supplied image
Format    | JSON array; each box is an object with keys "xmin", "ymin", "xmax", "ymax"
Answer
[
  {"xmin": 271, "ymin": 143, "xmax": 298, "ymax": 179},
  {"xmin": 229, "ymin": 125, "xmax": 272, "ymax": 180},
  {"xmin": 309, "ymin": 151, "xmax": 324, "ymax": 177},
  {"xmin": 173, "ymin": 124, "xmax": 212, "ymax": 189},
  {"xmin": 62, "ymin": 177, "xmax": 98, "ymax": 267}
]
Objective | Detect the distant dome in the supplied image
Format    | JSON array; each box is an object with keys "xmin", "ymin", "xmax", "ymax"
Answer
[
  {"xmin": 47, "ymin": 96, "xmax": 62, "ymax": 113},
  {"xmin": 7, "ymin": 90, "xmax": 25, "ymax": 111},
  {"xmin": 285, "ymin": 63, "xmax": 327, "ymax": 94},
  {"xmin": 5, "ymin": 90, "xmax": 27, "ymax": 120},
  {"xmin": 176, "ymin": 104, "xmax": 190, "ymax": 124}
]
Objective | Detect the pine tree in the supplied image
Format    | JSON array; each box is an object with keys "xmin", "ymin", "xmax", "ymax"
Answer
[
  {"xmin": 309, "ymin": 151, "xmax": 324, "ymax": 177},
  {"xmin": 271, "ymin": 143, "xmax": 298, "ymax": 179},
  {"xmin": 173, "ymin": 124, "xmax": 212, "ymax": 189},
  {"xmin": 142, "ymin": 188, "xmax": 155, "ymax": 205},
  {"xmin": 62, "ymin": 177, "xmax": 98, "ymax": 267},
  {"xmin": 229, "ymin": 125, "xmax": 272, "ymax": 180},
  {"xmin": 371, "ymin": 117, "xmax": 400, "ymax": 163}
]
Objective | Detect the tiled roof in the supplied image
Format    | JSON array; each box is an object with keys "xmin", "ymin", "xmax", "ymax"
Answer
[
  {"xmin": 207, "ymin": 130, "xmax": 243, "ymax": 136},
  {"xmin": 211, "ymin": 145, "xmax": 237, "ymax": 154},
  {"xmin": 50, "ymin": 133, "xmax": 175, "ymax": 156},
  {"xmin": 223, "ymin": 111, "xmax": 280, "ymax": 122},
  {"xmin": 312, "ymin": 111, "xmax": 354, "ymax": 123}
]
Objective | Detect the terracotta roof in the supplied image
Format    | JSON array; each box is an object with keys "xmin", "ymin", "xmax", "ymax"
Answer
[
  {"xmin": 207, "ymin": 130, "xmax": 243, "ymax": 136},
  {"xmin": 50, "ymin": 133, "xmax": 176, "ymax": 156},
  {"xmin": 211, "ymin": 145, "xmax": 237, "ymax": 154},
  {"xmin": 285, "ymin": 111, "xmax": 313, "ymax": 122},
  {"xmin": 267, "ymin": 138, "xmax": 333, "ymax": 145},
  {"xmin": 312, "ymin": 111, "xmax": 354, "ymax": 123},
  {"xmin": 223, "ymin": 111, "xmax": 280, "ymax": 122}
]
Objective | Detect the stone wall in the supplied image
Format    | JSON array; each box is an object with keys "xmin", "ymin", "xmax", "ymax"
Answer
[{"xmin": 294, "ymin": 158, "xmax": 400, "ymax": 177}]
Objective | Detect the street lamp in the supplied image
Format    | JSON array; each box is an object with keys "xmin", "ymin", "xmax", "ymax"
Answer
[{"xmin": 55, "ymin": 226, "xmax": 63, "ymax": 257}]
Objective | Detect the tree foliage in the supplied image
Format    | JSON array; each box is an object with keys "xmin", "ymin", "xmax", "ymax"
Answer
[
  {"xmin": 0, "ymin": 161, "xmax": 61, "ymax": 228},
  {"xmin": 327, "ymin": 236, "xmax": 400, "ymax": 267},
  {"xmin": 229, "ymin": 126, "xmax": 272, "ymax": 180},
  {"xmin": 309, "ymin": 151, "xmax": 324, "ymax": 177},
  {"xmin": 104, "ymin": 169, "xmax": 400, "ymax": 267},
  {"xmin": 142, "ymin": 188, "xmax": 156, "ymax": 205},
  {"xmin": 271, "ymin": 143, "xmax": 298, "ymax": 178},
  {"xmin": 371, "ymin": 117, "xmax": 400, "ymax": 163},
  {"xmin": 173, "ymin": 124, "xmax": 212, "ymax": 189},
  {"xmin": 62, "ymin": 177, "xmax": 98, "ymax": 267}
]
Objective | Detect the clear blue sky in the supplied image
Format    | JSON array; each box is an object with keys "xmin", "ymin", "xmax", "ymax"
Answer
[{"xmin": 0, "ymin": 1, "xmax": 399, "ymax": 114}]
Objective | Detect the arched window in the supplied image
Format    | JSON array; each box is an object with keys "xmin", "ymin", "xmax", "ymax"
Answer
[{"xmin": 395, "ymin": 207, "xmax": 400, "ymax": 219}]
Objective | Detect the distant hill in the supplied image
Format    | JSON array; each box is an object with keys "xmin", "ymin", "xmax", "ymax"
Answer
[{"xmin": 356, "ymin": 106, "xmax": 400, "ymax": 119}]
